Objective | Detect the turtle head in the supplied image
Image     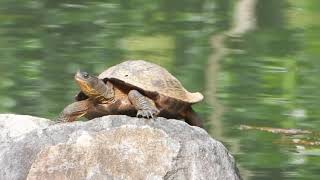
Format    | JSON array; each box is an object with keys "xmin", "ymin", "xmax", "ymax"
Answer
[
  {"xmin": 75, "ymin": 71, "xmax": 99, "ymax": 96},
  {"xmin": 74, "ymin": 71, "xmax": 115, "ymax": 101}
]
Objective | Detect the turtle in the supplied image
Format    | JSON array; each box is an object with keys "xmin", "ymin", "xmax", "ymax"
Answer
[{"xmin": 57, "ymin": 60, "xmax": 204, "ymax": 127}]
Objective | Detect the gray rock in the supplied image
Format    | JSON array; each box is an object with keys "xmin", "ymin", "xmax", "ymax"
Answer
[
  {"xmin": 0, "ymin": 114, "xmax": 241, "ymax": 180},
  {"xmin": 0, "ymin": 114, "xmax": 52, "ymax": 143}
]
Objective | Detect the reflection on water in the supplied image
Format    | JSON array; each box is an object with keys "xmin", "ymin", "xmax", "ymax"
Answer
[{"xmin": 0, "ymin": 0, "xmax": 320, "ymax": 179}]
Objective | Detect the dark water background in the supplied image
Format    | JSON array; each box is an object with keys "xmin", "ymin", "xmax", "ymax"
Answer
[{"xmin": 1, "ymin": 0, "xmax": 320, "ymax": 179}]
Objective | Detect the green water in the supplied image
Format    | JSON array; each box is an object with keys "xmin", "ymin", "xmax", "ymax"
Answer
[{"xmin": 1, "ymin": 0, "xmax": 320, "ymax": 179}]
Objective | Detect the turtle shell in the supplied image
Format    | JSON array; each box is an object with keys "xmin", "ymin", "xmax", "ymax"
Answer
[{"xmin": 98, "ymin": 60, "xmax": 203, "ymax": 103}]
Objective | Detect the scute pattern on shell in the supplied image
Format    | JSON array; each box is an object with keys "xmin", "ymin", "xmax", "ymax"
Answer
[{"xmin": 98, "ymin": 60, "xmax": 203, "ymax": 103}]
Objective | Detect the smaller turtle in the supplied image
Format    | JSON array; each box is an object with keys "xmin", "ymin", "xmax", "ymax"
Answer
[{"xmin": 57, "ymin": 60, "xmax": 204, "ymax": 127}]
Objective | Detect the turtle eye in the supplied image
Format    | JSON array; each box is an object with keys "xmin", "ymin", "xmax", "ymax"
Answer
[{"xmin": 83, "ymin": 72, "xmax": 89, "ymax": 78}]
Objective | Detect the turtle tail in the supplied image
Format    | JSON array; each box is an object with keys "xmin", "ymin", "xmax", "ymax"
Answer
[{"xmin": 183, "ymin": 106, "xmax": 204, "ymax": 128}]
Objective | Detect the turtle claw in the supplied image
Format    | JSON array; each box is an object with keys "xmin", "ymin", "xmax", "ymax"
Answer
[
  {"xmin": 137, "ymin": 109, "xmax": 158, "ymax": 119},
  {"xmin": 136, "ymin": 111, "xmax": 144, "ymax": 118},
  {"xmin": 149, "ymin": 112, "xmax": 154, "ymax": 119}
]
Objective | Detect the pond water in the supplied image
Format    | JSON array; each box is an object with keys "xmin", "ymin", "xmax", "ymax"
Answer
[{"xmin": 1, "ymin": 0, "xmax": 320, "ymax": 179}]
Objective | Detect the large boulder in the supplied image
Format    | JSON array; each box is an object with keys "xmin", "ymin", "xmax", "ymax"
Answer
[
  {"xmin": 0, "ymin": 114, "xmax": 241, "ymax": 180},
  {"xmin": 0, "ymin": 114, "xmax": 53, "ymax": 143}
]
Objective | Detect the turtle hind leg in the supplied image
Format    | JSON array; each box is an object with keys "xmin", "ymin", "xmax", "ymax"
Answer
[
  {"xmin": 181, "ymin": 106, "xmax": 204, "ymax": 128},
  {"xmin": 55, "ymin": 100, "xmax": 92, "ymax": 123},
  {"xmin": 128, "ymin": 90, "xmax": 160, "ymax": 118}
]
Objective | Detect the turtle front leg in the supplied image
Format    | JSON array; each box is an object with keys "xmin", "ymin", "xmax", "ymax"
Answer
[
  {"xmin": 56, "ymin": 100, "xmax": 92, "ymax": 123},
  {"xmin": 128, "ymin": 90, "xmax": 159, "ymax": 118}
]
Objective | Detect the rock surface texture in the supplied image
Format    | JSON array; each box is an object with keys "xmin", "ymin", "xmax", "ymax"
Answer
[{"xmin": 0, "ymin": 114, "xmax": 241, "ymax": 180}]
